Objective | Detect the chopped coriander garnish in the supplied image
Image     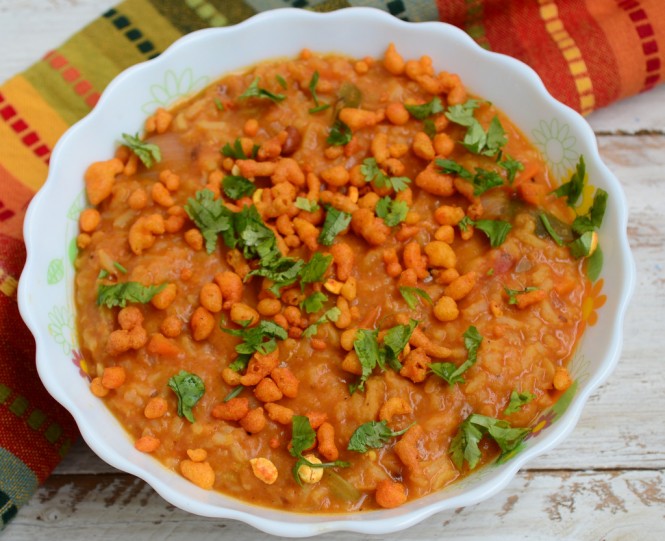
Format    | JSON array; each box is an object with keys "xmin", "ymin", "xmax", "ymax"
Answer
[
  {"xmin": 290, "ymin": 416, "xmax": 350, "ymax": 485},
  {"xmin": 572, "ymin": 188, "xmax": 608, "ymax": 234},
  {"xmin": 221, "ymin": 138, "xmax": 259, "ymax": 160},
  {"xmin": 552, "ymin": 155, "xmax": 585, "ymax": 206},
  {"xmin": 167, "ymin": 370, "xmax": 205, "ymax": 424},
  {"xmin": 228, "ymin": 353, "xmax": 251, "ymax": 373},
  {"xmin": 318, "ymin": 207, "xmax": 352, "ymax": 246},
  {"xmin": 308, "ymin": 71, "xmax": 330, "ymax": 114},
  {"xmin": 474, "ymin": 219, "xmax": 513, "ymax": 248},
  {"xmin": 113, "ymin": 261, "xmax": 127, "ymax": 274},
  {"xmin": 184, "ymin": 189, "xmax": 234, "ymax": 253},
  {"xmin": 404, "ymin": 97, "xmax": 444, "ymax": 120},
  {"xmin": 444, "ymin": 99, "xmax": 481, "ymax": 127},
  {"xmin": 299, "ymin": 252, "xmax": 332, "ymax": 288},
  {"xmin": 435, "ymin": 159, "xmax": 504, "ymax": 195},
  {"xmin": 423, "ymin": 118, "xmax": 437, "ymax": 139},
  {"xmin": 121, "ymin": 133, "xmax": 161, "ymax": 168},
  {"xmin": 399, "ymin": 286, "xmax": 434, "ymax": 309},
  {"xmin": 347, "ymin": 420, "xmax": 414, "ymax": 453},
  {"xmin": 539, "ymin": 213, "xmax": 564, "ymax": 246},
  {"xmin": 375, "ymin": 196, "xmax": 409, "ymax": 227},
  {"xmin": 300, "ymin": 291, "xmax": 328, "ymax": 314},
  {"xmin": 222, "ymin": 175, "xmax": 256, "ymax": 200},
  {"xmin": 360, "ymin": 158, "xmax": 411, "ymax": 192},
  {"xmin": 444, "ymin": 100, "xmax": 506, "ymax": 157},
  {"xmin": 498, "ymin": 154, "xmax": 524, "ymax": 183},
  {"xmin": 221, "ymin": 320, "xmax": 288, "ymax": 355},
  {"xmin": 295, "ymin": 197, "xmax": 320, "ymax": 213},
  {"xmin": 302, "ymin": 307, "xmax": 341, "ymax": 338},
  {"xmin": 382, "ymin": 319, "xmax": 418, "ymax": 371},
  {"xmin": 504, "ymin": 286, "xmax": 539, "ymax": 305},
  {"xmin": 503, "ymin": 390, "xmax": 535, "ymax": 415},
  {"xmin": 458, "ymin": 215, "xmax": 474, "ymax": 233},
  {"xmin": 97, "ymin": 282, "xmax": 166, "ymax": 308},
  {"xmin": 275, "ymin": 74, "xmax": 287, "ymax": 89},
  {"xmin": 430, "ymin": 326, "xmax": 482, "ymax": 385},
  {"xmin": 223, "ymin": 385, "xmax": 244, "ymax": 402},
  {"xmin": 239, "ymin": 77, "xmax": 286, "ymax": 103},
  {"xmin": 568, "ymin": 231, "xmax": 597, "ymax": 259},
  {"xmin": 327, "ymin": 120, "xmax": 352, "ymax": 146},
  {"xmin": 449, "ymin": 413, "xmax": 530, "ymax": 470},
  {"xmin": 214, "ymin": 97, "xmax": 225, "ymax": 111}
]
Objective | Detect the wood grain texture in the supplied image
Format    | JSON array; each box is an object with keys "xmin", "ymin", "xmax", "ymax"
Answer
[{"xmin": 2, "ymin": 1, "xmax": 665, "ymax": 539}]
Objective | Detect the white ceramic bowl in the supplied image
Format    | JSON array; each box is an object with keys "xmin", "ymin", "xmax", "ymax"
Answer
[{"xmin": 19, "ymin": 7, "xmax": 635, "ymax": 537}]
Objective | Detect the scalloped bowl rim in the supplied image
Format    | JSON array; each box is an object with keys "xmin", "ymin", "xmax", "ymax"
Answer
[{"xmin": 18, "ymin": 7, "xmax": 635, "ymax": 537}]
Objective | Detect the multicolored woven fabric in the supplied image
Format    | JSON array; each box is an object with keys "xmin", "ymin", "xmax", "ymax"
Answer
[{"xmin": 1, "ymin": 0, "xmax": 663, "ymax": 530}]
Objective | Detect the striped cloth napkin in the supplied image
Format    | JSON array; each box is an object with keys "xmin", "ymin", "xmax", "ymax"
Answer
[{"xmin": 1, "ymin": 0, "xmax": 663, "ymax": 530}]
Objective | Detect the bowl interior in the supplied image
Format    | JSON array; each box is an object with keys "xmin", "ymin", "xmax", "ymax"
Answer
[{"xmin": 19, "ymin": 7, "xmax": 634, "ymax": 537}]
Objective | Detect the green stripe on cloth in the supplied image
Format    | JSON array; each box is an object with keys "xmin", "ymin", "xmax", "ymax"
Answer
[
  {"xmin": 146, "ymin": 0, "xmax": 212, "ymax": 34},
  {"xmin": 206, "ymin": 0, "xmax": 257, "ymax": 25},
  {"xmin": 118, "ymin": 0, "xmax": 186, "ymax": 54}
]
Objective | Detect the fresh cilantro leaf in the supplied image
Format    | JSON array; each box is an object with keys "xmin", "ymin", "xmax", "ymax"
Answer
[
  {"xmin": 295, "ymin": 197, "xmax": 320, "ymax": 213},
  {"xmin": 228, "ymin": 353, "xmax": 251, "ymax": 373},
  {"xmin": 423, "ymin": 118, "xmax": 437, "ymax": 138},
  {"xmin": 239, "ymin": 77, "xmax": 286, "ymax": 103},
  {"xmin": 299, "ymin": 252, "xmax": 332, "ymax": 288},
  {"xmin": 222, "ymin": 175, "xmax": 256, "ymax": 200},
  {"xmin": 503, "ymin": 390, "xmax": 535, "ymax": 415},
  {"xmin": 450, "ymin": 413, "xmax": 530, "ymax": 470},
  {"xmin": 360, "ymin": 158, "xmax": 411, "ymax": 192},
  {"xmin": 539, "ymin": 213, "xmax": 564, "ymax": 246},
  {"xmin": 552, "ymin": 155, "xmax": 585, "ymax": 206},
  {"xmin": 214, "ymin": 97, "xmax": 225, "ymax": 111},
  {"xmin": 121, "ymin": 133, "xmax": 161, "ymax": 168},
  {"xmin": 98, "ymin": 269, "xmax": 109, "ymax": 279},
  {"xmin": 290, "ymin": 416, "xmax": 350, "ymax": 484},
  {"xmin": 223, "ymin": 385, "xmax": 244, "ymax": 402},
  {"xmin": 430, "ymin": 326, "xmax": 482, "ymax": 385},
  {"xmin": 318, "ymin": 207, "xmax": 352, "ymax": 246},
  {"xmin": 249, "ymin": 258, "xmax": 304, "ymax": 295},
  {"xmin": 504, "ymin": 286, "xmax": 539, "ymax": 305},
  {"xmin": 290, "ymin": 415, "xmax": 317, "ymax": 458},
  {"xmin": 572, "ymin": 188, "xmax": 608, "ymax": 234},
  {"xmin": 113, "ymin": 261, "xmax": 127, "ymax": 274},
  {"xmin": 399, "ymin": 286, "xmax": 434, "ymax": 309},
  {"xmin": 404, "ymin": 97, "xmax": 444, "ymax": 120},
  {"xmin": 300, "ymin": 291, "xmax": 328, "ymax": 314},
  {"xmin": 308, "ymin": 71, "xmax": 330, "ymax": 114},
  {"xmin": 458, "ymin": 215, "xmax": 474, "ymax": 233},
  {"xmin": 222, "ymin": 320, "xmax": 288, "ymax": 355},
  {"xmin": 472, "ymin": 169, "xmax": 504, "ymax": 195},
  {"xmin": 347, "ymin": 420, "xmax": 413, "ymax": 453},
  {"xmin": 97, "ymin": 282, "xmax": 166, "ymax": 308},
  {"xmin": 221, "ymin": 138, "xmax": 259, "ymax": 159},
  {"xmin": 276, "ymin": 74, "xmax": 287, "ymax": 89},
  {"xmin": 474, "ymin": 219, "xmax": 512, "ymax": 247},
  {"xmin": 327, "ymin": 120, "xmax": 352, "ymax": 146},
  {"xmin": 375, "ymin": 196, "xmax": 409, "ymax": 227},
  {"xmin": 382, "ymin": 319, "xmax": 418, "ymax": 371},
  {"xmin": 484, "ymin": 116, "xmax": 508, "ymax": 155},
  {"xmin": 499, "ymin": 155, "xmax": 524, "ymax": 183},
  {"xmin": 352, "ymin": 329, "xmax": 382, "ymax": 392},
  {"xmin": 302, "ymin": 307, "xmax": 341, "ymax": 338},
  {"xmin": 168, "ymin": 370, "xmax": 205, "ymax": 423},
  {"xmin": 568, "ymin": 231, "xmax": 596, "ymax": 258},
  {"xmin": 445, "ymin": 99, "xmax": 481, "ymax": 127},
  {"xmin": 184, "ymin": 189, "xmax": 234, "ymax": 253},
  {"xmin": 233, "ymin": 205, "xmax": 281, "ymax": 262},
  {"xmin": 436, "ymin": 158, "xmax": 473, "ymax": 181}
]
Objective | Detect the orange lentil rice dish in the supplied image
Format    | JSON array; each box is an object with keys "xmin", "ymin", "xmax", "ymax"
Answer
[{"xmin": 75, "ymin": 44, "xmax": 606, "ymax": 512}]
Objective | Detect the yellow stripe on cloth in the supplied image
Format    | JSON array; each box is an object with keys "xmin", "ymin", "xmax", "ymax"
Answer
[
  {"xmin": 0, "ymin": 76, "xmax": 70, "ymax": 191},
  {"xmin": 537, "ymin": 0, "xmax": 596, "ymax": 115}
]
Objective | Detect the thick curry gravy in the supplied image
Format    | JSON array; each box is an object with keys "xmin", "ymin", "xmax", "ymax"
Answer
[{"xmin": 75, "ymin": 45, "xmax": 588, "ymax": 512}]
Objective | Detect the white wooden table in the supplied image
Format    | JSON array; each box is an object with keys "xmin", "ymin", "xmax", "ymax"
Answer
[{"xmin": 2, "ymin": 1, "xmax": 665, "ymax": 539}]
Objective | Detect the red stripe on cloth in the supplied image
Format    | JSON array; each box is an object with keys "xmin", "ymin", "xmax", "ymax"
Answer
[
  {"xmin": 41, "ymin": 50, "xmax": 100, "ymax": 110},
  {"xmin": 616, "ymin": 0, "xmax": 661, "ymax": 90},
  {"xmin": 0, "ymin": 92, "xmax": 51, "ymax": 163}
]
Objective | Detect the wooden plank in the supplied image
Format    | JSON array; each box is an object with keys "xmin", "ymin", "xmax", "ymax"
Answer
[{"xmin": 8, "ymin": 470, "xmax": 665, "ymax": 540}]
